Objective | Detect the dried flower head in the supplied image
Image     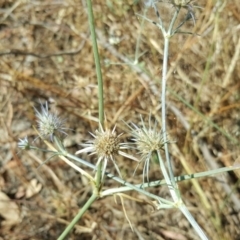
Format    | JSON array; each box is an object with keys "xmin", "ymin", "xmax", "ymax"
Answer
[
  {"xmin": 34, "ymin": 102, "xmax": 67, "ymax": 141},
  {"xmin": 18, "ymin": 137, "xmax": 30, "ymax": 150},
  {"xmin": 128, "ymin": 116, "xmax": 167, "ymax": 182},
  {"xmin": 94, "ymin": 126, "xmax": 120, "ymax": 158},
  {"xmin": 76, "ymin": 124, "xmax": 138, "ymax": 178}
]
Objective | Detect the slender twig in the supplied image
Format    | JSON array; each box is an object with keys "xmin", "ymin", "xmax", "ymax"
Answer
[
  {"xmin": 161, "ymin": 8, "xmax": 179, "ymax": 189},
  {"xmin": 57, "ymin": 193, "xmax": 98, "ymax": 240},
  {"xmin": 101, "ymin": 165, "xmax": 240, "ymax": 196},
  {"xmin": 153, "ymin": 3, "xmax": 209, "ymax": 239},
  {"xmin": 86, "ymin": 0, "xmax": 104, "ymax": 126}
]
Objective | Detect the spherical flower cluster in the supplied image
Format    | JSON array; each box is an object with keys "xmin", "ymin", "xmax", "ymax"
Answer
[
  {"xmin": 34, "ymin": 102, "xmax": 67, "ymax": 141},
  {"xmin": 18, "ymin": 137, "xmax": 30, "ymax": 150},
  {"xmin": 76, "ymin": 124, "xmax": 138, "ymax": 178},
  {"xmin": 128, "ymin": 116, "xmax": 167, "ymax": 182}
]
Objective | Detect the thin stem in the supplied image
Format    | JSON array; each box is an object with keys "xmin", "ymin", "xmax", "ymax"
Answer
[
  {"xmin": 161, "ymin": 7, "xmax": 180, "ymax": 188},
  {"xmin": 101, "ymin": 165, "xmax": 240, "ymax": 196},
  {"xmin": 161, "ymin": 36, "xmax": 176, "ymax": 186},
  {"xmin": 95, "ymin": 161, "xmax": 103, "ymax": 190},
  {"xmin": 168, "ymin": 7, "xmax": 180, "ymax": 36},
  {"xmin": 159, "ymin": 6, "xmax": 209, "ymax": 239},
  {"xmin": 152, "ymin": 2, "xmax": 163, "ymax": 28},
  {"xmin": 62, "ymin": 152, "xmax": 172, "ymax": 205},
  {"xmin": 57, "ymin": 193, "xmax": 98, "ymax": 240},
  {"xmin": 53, "ymin": 136, "xmax": 240, "ymax": 204},
  {"xmin": 180, "ymin": 205, "xmax": 209, "ymax": 240},
  {"xmin": 54, "ymin": 135, "xmax": 240, "ymax": 205},
  {"xmin": 86, "ymin": 0, "xmax": 104, "ymax": 126},
  {"xmin": 53, "ymin": 137, "xmax": 171, "ymax": 204},
  {"xmin": 157, "ymin": 150, "xmax": 180, "ymax": 202},
  {"xmin": 54, "ymin": 137, "xmax": 97, "ymax": 170}
]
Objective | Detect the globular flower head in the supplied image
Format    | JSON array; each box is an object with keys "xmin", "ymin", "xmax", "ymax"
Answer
[
  {"xmin": 76, "ymin": 124, "xmax": 138, "ymax": 178},
  {"xmin": 34, "ymin": 102, "xmax": 67, "ymax": 141},
  {"xmin": 18, "ymin": 137, "xmax": 30, "ymax": 150},
  {"xmin": 128, "ymin": 116, "xmax": 167, "ymax": 182},
  {"xmin": 94, "ymin": 125, "xmax": 120, "ymax": 158}
]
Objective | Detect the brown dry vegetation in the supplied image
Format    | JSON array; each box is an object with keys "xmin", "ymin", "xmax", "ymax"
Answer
[{"xmin": 0, "ymin": 0, "xmax": 240, "ymax": 239}]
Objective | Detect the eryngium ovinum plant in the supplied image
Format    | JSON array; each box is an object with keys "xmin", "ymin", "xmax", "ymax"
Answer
[{"xmin": 18, "ymin": 1, "xmax": 240, "ymax": 239}]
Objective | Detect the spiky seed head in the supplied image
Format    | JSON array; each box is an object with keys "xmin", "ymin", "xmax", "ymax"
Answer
[
  {"xmin": 35, "ymin": 102, "xmax": 67, "ymax": 141},
  {"xmin": 127, "ymin": 116, "xmax": 167, "ymax": 182},
  {"xmin": 94, "ymin": 127, "xmax": 120, "ymax": 158},
  {"xmin": 130, "ymin": 119, "xmax": 166, "ymax": 159},
  {"xmin": 76, "ymin": 124, "xmax": 138, "ymax": 178},
  {"xmin": 135, "ymin": 128, "xmax": 165, "ymax": 156}
]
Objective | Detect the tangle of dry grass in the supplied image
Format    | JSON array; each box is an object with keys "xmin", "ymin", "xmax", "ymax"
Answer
[{"xmin": 0, "ymin": 0, "xmax": 239, "ymax": 239}]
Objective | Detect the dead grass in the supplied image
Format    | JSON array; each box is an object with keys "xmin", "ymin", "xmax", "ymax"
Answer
[{"xmin": 0, "ymin": 0, "xmax": 240, "ymax": 239}]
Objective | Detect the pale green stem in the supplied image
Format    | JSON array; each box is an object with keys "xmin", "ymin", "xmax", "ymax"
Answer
[
  {"xmin": 64, "ymin": 153, "xmax": 172, "ymax": 204},
  {"xmin": 54, "ymin": 137, "xmax": 173, "ymax": 205},
  {"xmin": 159, "ymin": 7, "xmax": 209, "ymax": 239},
  {"xmin": 86, "ymin": 0, "xmax": 104, "ymax": 126},
  {"xmin": 68, "ymin": 156, "xmax": 172, "ymax": 206},
  {"xmin": 102, "ymin": 164, "xmax": 240, "ymax": 196},
  {"xmin": 54, "ymin": 136, "xmax": 240, "ymax": 204},
  {"xmin": 95, "ymin": 161, "xmax": 103, "ymax": 190},
  {"xmin": 57, "ymin": 193, "xmax": 98, "ymax": 240},
  {"xmin": 157, "ymin": 150, "xmax": 180, "ymax": 202},
  {"xmin": 180, "ymin": 205, "xmax": 209, "ymax": 240},
  {"xmin": 161, "ymin": 9, "xmax": 179, "ymax": 188}
]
